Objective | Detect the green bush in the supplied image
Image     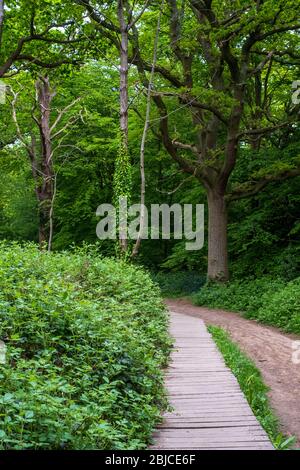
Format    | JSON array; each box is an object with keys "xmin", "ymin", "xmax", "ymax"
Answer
[
  {"xmin": 194, "ymin": 276, "xmax": 300, "ymax": 334},
  {"xmin": 257, "ymin": 278, "xmax": 300, "ymax": 333},
  {"xmin": 193, "ymin": 277, "xmax": 285, "ymax": 318},
  {"xmin": 0, "ymin": 242, "xmax": 171, "ymax": 450}
]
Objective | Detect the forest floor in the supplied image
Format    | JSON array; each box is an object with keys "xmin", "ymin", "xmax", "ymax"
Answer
[{"xmin": 166, "ymin": 298, "xmax": 300, "ymax": 447}]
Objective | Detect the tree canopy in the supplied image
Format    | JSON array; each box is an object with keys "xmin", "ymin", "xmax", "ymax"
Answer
[{"xmin": 0, "ymin": 0, "xmax": 299, "ymax": 281}]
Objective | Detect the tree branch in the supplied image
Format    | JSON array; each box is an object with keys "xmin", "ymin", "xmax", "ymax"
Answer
[
  {"xmin": 172, "ymin": 139, "xmax": 199, "ymax": 155},
  {"xmin": 239, "ymin": 121, "xmax": 292, "ymax": 137},
  {"xmin": 128, "ymin": 0, "xmax": 151, "ymax": 30},
  {"xmin": 0, "ymin": 21, "xmax": 84, "ymax": 77},
  {"xmin": 227, "ymin": 167, "xmax": 300, "ymax": 202},
  {"xmin": 151, "ymin": 91, "xmax": 229, "ymax": 125},
  {"xmin": 74, "ymin": 0, "xmax": 120, "ymax": 33},
  {"xmin": 50, "ymin": 97, "xmax": 81, "ymax": 134},
  {"xmin": 14, "ymin": 55, "xmax": 81, "ymax": 69}
]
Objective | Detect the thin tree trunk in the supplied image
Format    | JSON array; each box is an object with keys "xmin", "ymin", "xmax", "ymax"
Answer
[
  {"xmin": 118, "ymin": 0, "xmax": 129, "ymax": 253},
  {"xmin": 132, "ymin": 0, "xmax": 163, "ymax": 258},
  {"xmin": 207, "ymin": 188, "xmax": 229, "ymax": 282},
  {"xmin": 0, "ymin": 0, "xmax": 4, "ymax": 48},
  {"xmin": 119, "ymin": 28, "xmax": 128, "ymax": 147}
]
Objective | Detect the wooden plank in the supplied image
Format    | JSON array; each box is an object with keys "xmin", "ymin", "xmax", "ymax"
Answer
[{"xmin": 150, "ymin": 311, "xmax": 273, "ymax": 450}]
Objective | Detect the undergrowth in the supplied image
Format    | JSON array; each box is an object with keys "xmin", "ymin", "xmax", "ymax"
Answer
[{"xmin": 0, "ymin": 242, "xmax": 171, "ymax": 450}]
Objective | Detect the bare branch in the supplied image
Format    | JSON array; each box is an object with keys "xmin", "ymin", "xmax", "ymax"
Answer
[
  {"xmin": 10, "ymin": 88, "xmax": 32, "ymax": 152},
  {"xmin": 172, "ymin": 139, "xmax": 199, "ymax": 155},
  {"xmin": 249, "ymin": 51, "xmax": 274, "ymax": 76},
  {"xmin": 51, "ymin": 114, "xmax": 80, "ymax": 140},
  {"xmin": 151, "ymin": 90, "xmax": 229, "ymax": 125},
  {"xmin": 239, "ymin": 121, "xmax": 292, "ymax": 137},
  {"xmin": 50, "ymin": 98, "xmax": 81, "ymax": 134},
  {"xmin": 156, "ymin": 173, "xmax": 195, "ymax": 195},
  {"xmin": 128, "ymin": 0, "xmax": 151, "ymax": 30}
]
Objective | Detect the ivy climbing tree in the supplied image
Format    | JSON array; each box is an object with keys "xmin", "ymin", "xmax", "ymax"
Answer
[{"xmin": 76, "ymin": 0, "xmax": 150, "ymax": 255}]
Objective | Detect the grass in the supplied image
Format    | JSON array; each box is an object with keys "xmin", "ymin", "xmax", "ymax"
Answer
[{"xmin": 208, "ymin": 326, "xmax": 296, "ymax": 450}]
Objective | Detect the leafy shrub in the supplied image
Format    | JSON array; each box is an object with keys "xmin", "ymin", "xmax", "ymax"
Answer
[
  {"xmin": 257, "ymin": 278, "xmax": 300, "ymax": 333},
  {"xmin": 0, "ymin": 242, "xmax": 171, "ymax": 449},
  {"xmin": 194, "ymin": 275, "xmax": 300, "ymax": 334},
  {"xmin": 151, "ymin": 271, "xmax": 206, "ymax": 297},
  {"xmin": 193, "ymin": 277, "xmax": 285, "ymax": 318}
]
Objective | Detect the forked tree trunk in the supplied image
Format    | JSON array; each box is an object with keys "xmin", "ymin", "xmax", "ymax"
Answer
[
  {"xmin": 12, "ymin": 76, "xmax": 79, "ymax": 251},
  {"xmin": 207, "ymin": 188, "xmax": 229, "ymax": 282}
]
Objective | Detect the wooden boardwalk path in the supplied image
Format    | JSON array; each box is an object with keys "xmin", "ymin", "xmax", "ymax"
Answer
[{"xmin": 151, "ymin": 312, "xmax": 273, "ymax": 450}]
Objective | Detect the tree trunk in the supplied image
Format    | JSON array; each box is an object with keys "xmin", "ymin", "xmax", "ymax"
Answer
[
  {"xmin": 118, "ymin": 0, "xmax": 129, "ymax": 254},
  {"xmin": 0, "ymin": 0, "xmax": 4, "ymax": 47},
  {"xmin": 207, "ymin": 188, "xmax": 229, "ymax": 282},
  {"xmin": 38, "ymin": 211, "xmax": 48, "ymax": 248},
  {"xmin": 36, "ymin": 181, "xmax": 53, "ymax": 250},
  {"xmin": 36, "ymin": 76, "xmax": 55, "ymax": 250}
]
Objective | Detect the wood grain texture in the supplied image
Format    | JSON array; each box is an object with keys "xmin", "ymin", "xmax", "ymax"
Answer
[{"xmin": 150, "ymin": 312, "xmax": 273, "ymax": 450}]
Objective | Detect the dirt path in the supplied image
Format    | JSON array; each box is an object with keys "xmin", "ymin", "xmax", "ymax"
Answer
[{"xmin": 166, "ymin": 298, "xmax": 300, "ymax": 446}]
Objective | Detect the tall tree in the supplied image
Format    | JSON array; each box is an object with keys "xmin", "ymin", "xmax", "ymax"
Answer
[
  {"xmin": 75, "ymin": 0, "xmax": 149, "ymax": 254},
  {"xmin": 129, "ymin": 0, "xmax": 300, "ymax": 280}
]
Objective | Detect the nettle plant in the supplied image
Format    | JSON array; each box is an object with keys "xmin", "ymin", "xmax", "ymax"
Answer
[{"xmin": 0, "ymin": 243, "xmax": 171, "ymax": 450}]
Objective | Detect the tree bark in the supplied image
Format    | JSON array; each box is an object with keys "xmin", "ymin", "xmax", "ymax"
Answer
[
  {"xmin": 117, "ymin": 0, "xmax": 129, "ymax": 254},
  {"xmin": 207, "ymin": 188, "xmax": 229, "ymax": 282},
  {"xmin": 0, "ymin": 0, "xmax": 4, "ymax": 48},
  {"xmin": 11, "ymin": 76, "xmax": 80, "ymax": 251},
  {"xmin": 35, "ymin": 77, "xmax": 55, "ymax": 250}
]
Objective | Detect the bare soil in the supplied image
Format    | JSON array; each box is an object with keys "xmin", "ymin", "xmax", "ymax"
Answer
[{"xmin": 166, "ymin": 298, "xmax": 300, "ymax": 446}]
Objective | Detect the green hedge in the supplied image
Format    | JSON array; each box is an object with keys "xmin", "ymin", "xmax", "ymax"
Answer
[
  {"xmin": 194, "ymin": 276, "xmax": 300, "ymax": 334},
  {"xmin": 0, "ymin": 243, "xmax": 171, "ymax": 449}
]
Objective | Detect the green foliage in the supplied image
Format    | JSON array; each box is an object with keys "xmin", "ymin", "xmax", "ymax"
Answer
[
  {"xmin": 0, "ymin": 242, "xmax": 171, "ymax": 450},
  {"xmin": 113, "ymin": 135, "xmax": 133, "ymax": 258},
  {"xmin": 0, "ymin": 154, "xmax": 38, "ymax": 241},
  {"xmin": 194, "ymin": 277, "xmax": 285, "ymax": 317},
  {"xmin": 152, "ymin": 271, "xmax": 206, "ymax": 297},
  {"xmin": 228, "ymin": 149, "xmax": 300, "ymax": 280},
  {"xmin": 257, "ymin": 278, "xmax": 300, "ymax": 333},
  {"xmin": 113, "ymin": 137, "xmax": 132, "ymax": 205},
  {"xmin": 0, "ymin": 0, "xmax": 91, "ymax": 79},
  {"xmin": 208, "ymin": 326, "xmax": 294, "ymax": 449},
  {"xmin": 194, "ymin": 276, "xmax": 300, "ymax": 334}
]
